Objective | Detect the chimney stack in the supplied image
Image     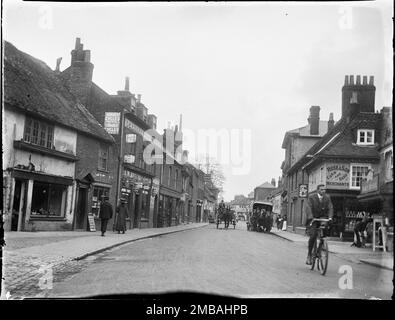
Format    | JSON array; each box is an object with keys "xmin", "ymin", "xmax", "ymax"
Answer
[
  {"xmin": 328, "ymin": 113, "xmax": 335, "ymax": 132},
  {"xmin": 271, "ymin": 178, "xmax": 276, "ymax": 187},
  {"xmin": 147, "ymin": 114, "xmax": 157, "ymax": 130},
  {"xmin": 137, "ymin": 94, "xmax": 142, "ymax": 103},
  {"xmin": 67, "ymin": 37, "xmax": 94, "ymax": 106},
  {"xmin": 55, "ymin": 57, "xmax": 62, "ymax": 73},
  {"xmin": 125, "ymin": 77, "xmax": 130, "ymax": 91},
  {"xmin": 308, "ymin": 106, "xmax": 320, "ymax": 135},
  {"xmin": 341, "ymin": 74, "xmax": 375, "ymax": 119}
]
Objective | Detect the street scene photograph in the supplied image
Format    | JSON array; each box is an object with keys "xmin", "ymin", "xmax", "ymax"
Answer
[{"xmin": 1, "ymin": 0, "xmax": 393, "ymax": 303}]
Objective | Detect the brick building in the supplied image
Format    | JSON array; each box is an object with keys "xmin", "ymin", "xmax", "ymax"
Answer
[
  {"xmin": 284, "ymin": 75, "xmax": 384, "ymax": 240},
  {"xmin": 60, "ymin": 38, "xmax": 158, "ymax": 229}
]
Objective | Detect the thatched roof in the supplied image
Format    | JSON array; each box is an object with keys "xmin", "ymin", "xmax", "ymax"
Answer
[{"xmin": 3, "ymin": 41, "xmax": 114, "ymax": 143}]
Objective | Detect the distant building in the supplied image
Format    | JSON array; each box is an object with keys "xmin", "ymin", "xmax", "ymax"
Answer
[{"xmin": 254, "ymin": 181, "xmax": 276, "ymax": 201}]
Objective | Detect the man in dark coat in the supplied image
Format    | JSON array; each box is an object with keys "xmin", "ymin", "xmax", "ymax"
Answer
[
  {"xmin": 305, "ymin": 184, "xmax": 333, "ymax": 265},
  {"xmin": 99, "ymin": 196, "xmax": 113, "ymax": 236},
  {"xmin": 115, "ymin": 198, "xmax": 130, "ymax": 234}
]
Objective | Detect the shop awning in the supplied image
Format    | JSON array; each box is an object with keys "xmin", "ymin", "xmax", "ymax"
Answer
[{"xmin": 12, "ymin": 168, "xmax": 74, "ymax": 185}]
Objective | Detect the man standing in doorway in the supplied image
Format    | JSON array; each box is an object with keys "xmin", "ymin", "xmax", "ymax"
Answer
[
  {"xmin": 99, "ymin": 196, "xmax": 113, "ymax": 236},
  {"xmin": 305, "ymin": 184, "xmax": 333, "ymax": 265}
]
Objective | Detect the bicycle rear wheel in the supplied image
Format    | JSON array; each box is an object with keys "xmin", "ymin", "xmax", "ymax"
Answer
[{"xmin": 317, "ymin": 240, "xmax": 329, "ymax": 275}]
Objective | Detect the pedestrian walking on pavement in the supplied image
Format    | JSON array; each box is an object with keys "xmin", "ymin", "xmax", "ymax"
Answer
[
  {"xmin": 115, "ymin": 198, "xmax": 130, "ymax": 234},
  {"xmin": 304, "ymin": 184, "xmax": 333, "ymax": 265},
  {"xmin": 99, "ymin": 196, "xmax": 113, "ymax": 237}
]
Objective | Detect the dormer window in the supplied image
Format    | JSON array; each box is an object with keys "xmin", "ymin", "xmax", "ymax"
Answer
[{"xmin": 357, "ymin": 129, "xmax": 374, "ymax": 145}]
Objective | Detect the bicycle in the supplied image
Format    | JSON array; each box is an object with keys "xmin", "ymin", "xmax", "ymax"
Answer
[{"xmin": 309, "ymin": 218, "xmax": 331, "ymax": 276}]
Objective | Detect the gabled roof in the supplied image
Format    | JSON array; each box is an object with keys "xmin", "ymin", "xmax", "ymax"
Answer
[
  {"xmin": 288, "ymin": 112, "xmax": 381, "ymax": 173},
  {"xmin": 282, "ymin": 120, "xmax": 330, "ymax": 148},
  {"xmin": 3, "ymin": 41, "xmax": 114, "ymax": 143},
  {"xmin": 256, "ymin": 182, "xmax": 276, "ymax": 189}
]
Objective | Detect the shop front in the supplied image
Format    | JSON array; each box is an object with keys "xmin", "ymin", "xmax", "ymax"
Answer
[
  {"xmin": 357, "ymin": 175, "xmax": 393, "ymax": 251},
  {"xmin": 6, "ymin": 168, "xmax": 74, "ymax": 231},
  {"xmin": 121, "ymin": 168, "xmax": 153, "ymax": 229},
  {"xmin": 158, "ymin": 186, "xmax": 181, "ymax": 227}
]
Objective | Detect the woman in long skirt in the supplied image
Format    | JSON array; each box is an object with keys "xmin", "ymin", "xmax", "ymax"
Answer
[{"xmin": 115, "ymin": 199, "xmax": 129, "ymax": 234}]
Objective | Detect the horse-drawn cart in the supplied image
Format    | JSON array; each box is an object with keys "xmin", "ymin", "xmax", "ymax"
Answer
[{"xmin": 216, "ymin": 207, "xmax": 236, "ymax": 229}]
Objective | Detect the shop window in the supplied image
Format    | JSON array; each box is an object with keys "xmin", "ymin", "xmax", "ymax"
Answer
[
  {"xmin": 92, "ymin": 186, "xmax": 110, "ymax": 216},
  {"xmin": 98, "ymin": 144, "xmax": 109, "ymax": 171},
  {"xmin": 23, "ymin": 117, "xmax": 54, "ymax": 149},
  {"xmin": 357, "ymin": 129, "xmax": 374, "ymax": 145},
  {"xmin": 30, "ymin": 182, "xmax": 67, "ymax": 217},
  {"xmin": 350, "ymin": 164, "xmax": 370, "ymax": 188}
]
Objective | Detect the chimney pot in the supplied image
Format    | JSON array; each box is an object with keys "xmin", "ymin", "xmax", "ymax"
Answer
[
  {"xmin": 356, "ymin": 75, "xmax": 361, "ymax": 85},
  {"xmin": 363, "ymin": 76, "xmax": 368, "ymax": 85},
  {"xmin": 369, "ymin": 76, "xmax": 374, "ymax": 85},
  {"xmin": 137, "ymin": 94, "xmax": 142, "ymax": 102},
  {"xmin": 125, "ymin": 77, "xmax": 130, "ymax": 91},
  {"xmin": 344, "ymin": 75, "xmax": 349, "ymax": 85},
  {"xmin": 350, "ymin": 75, "xmax": 354, "ymax": 85},
  {"xmin": 75, "ymin": 37, "xmax": 81, "ymax": 50}
]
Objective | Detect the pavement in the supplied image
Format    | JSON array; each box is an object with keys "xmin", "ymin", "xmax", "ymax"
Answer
[
  {"xmin": 1, "ymin": 223, "xmax": 208, "ymax": 298},
  {"xmin": 270, "ymin": 228, "xmax": 394, "ymax": 271}
]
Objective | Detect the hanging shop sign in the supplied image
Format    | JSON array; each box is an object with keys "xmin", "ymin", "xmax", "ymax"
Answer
[
  {"xmin": 124, "ymin": 154, "xmax": 136, "ymax": 164},
  {"xmin": 104, "ymin": 112, "xmax": 120, "ymax": 134},
  {"xmin": 126, "ymin": 133, "xmax": 137, "ymax": 143},
  {"xmin": 326, "ymin": 164, "xmax": 350, "ymax": 189},
  {"xmin": 299, "ymin": 184, "xmax": 308, "ymax": 198}
]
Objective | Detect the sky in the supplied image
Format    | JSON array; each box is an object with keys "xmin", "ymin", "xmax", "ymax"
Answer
[{"xmin": 3, "ymin": 1, "xmax": 393, "ymax": 201}]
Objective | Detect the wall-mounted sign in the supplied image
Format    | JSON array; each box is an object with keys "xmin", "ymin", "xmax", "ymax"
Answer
[
  {"xmin": 126, "ymin": 133, "xmax": 137, "ymax": 143},
  {"xmin": 124, "ymin": 154, "xmax": 135, "ymax": 164},
  {"xmin": 326, "ymin": 164, "xmax": 350, "ymax": 189},
  {"xmin": 104, "ymin": 112, "xmax": 120, "ymax": 134},
  {"xmin": 299, "ymin": 184, "xmax": 308, "ymax": 198}
]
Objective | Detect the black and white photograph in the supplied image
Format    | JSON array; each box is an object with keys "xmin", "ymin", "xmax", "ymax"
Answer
[{"xmin": 1, "ymin": 0, "xmax": 393, "ymax": 306}]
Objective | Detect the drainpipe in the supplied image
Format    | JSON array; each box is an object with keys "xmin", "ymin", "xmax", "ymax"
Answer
[{"xmin": 115, "ymin": 109, "xmax": 126, "ymax": 210}]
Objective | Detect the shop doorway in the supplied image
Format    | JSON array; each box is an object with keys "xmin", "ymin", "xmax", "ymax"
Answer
[
  {"xmin": 11, "ymin": 179, "xmax": 27, "ymax": 231},
  {"xmin": 76, "ymin": 187, "xmax": 88, "ymax": 230}
]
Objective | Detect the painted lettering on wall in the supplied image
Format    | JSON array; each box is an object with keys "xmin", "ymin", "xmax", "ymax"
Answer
[{"xmin": 326, "ymin": 164, "xmax": 350, "ymax": 188}]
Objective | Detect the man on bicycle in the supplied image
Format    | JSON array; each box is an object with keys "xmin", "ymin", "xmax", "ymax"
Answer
[{"xmin": 305, "ymin": 184, "xmax": 333, "ymax": 265}]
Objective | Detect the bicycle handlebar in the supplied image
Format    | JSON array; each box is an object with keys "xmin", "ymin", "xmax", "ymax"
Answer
[{"xmin": 309, "ymin": 218, "xmax": 332, "ymax": 226}]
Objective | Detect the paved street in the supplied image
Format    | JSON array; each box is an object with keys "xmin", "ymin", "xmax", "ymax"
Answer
[{"xmin": 37, "ymin": 223, "xmax": 393, "ymax": 299}]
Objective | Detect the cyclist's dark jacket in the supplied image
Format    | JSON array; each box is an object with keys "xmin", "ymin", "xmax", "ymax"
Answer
[{"xmin": 305, "ymin": 194, "xmax": 334, "ymax": 222}]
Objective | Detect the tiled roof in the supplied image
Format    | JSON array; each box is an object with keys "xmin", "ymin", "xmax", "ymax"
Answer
[
  {"xmin": 4, "ymin": 41, "xmax": 114, "ymax": 143},
  {"xmin": 288, "ymin": 112, "xmax": 381, "ymax": 173}
]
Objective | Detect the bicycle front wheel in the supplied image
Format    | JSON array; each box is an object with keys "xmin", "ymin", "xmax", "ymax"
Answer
[
  {"xmin": 310, "ymin": 240, "xmax": 317, "ymax": 270},
  {"xmin": 318, "ymin": 240, "xmax": 329, "ymax": 275}
]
